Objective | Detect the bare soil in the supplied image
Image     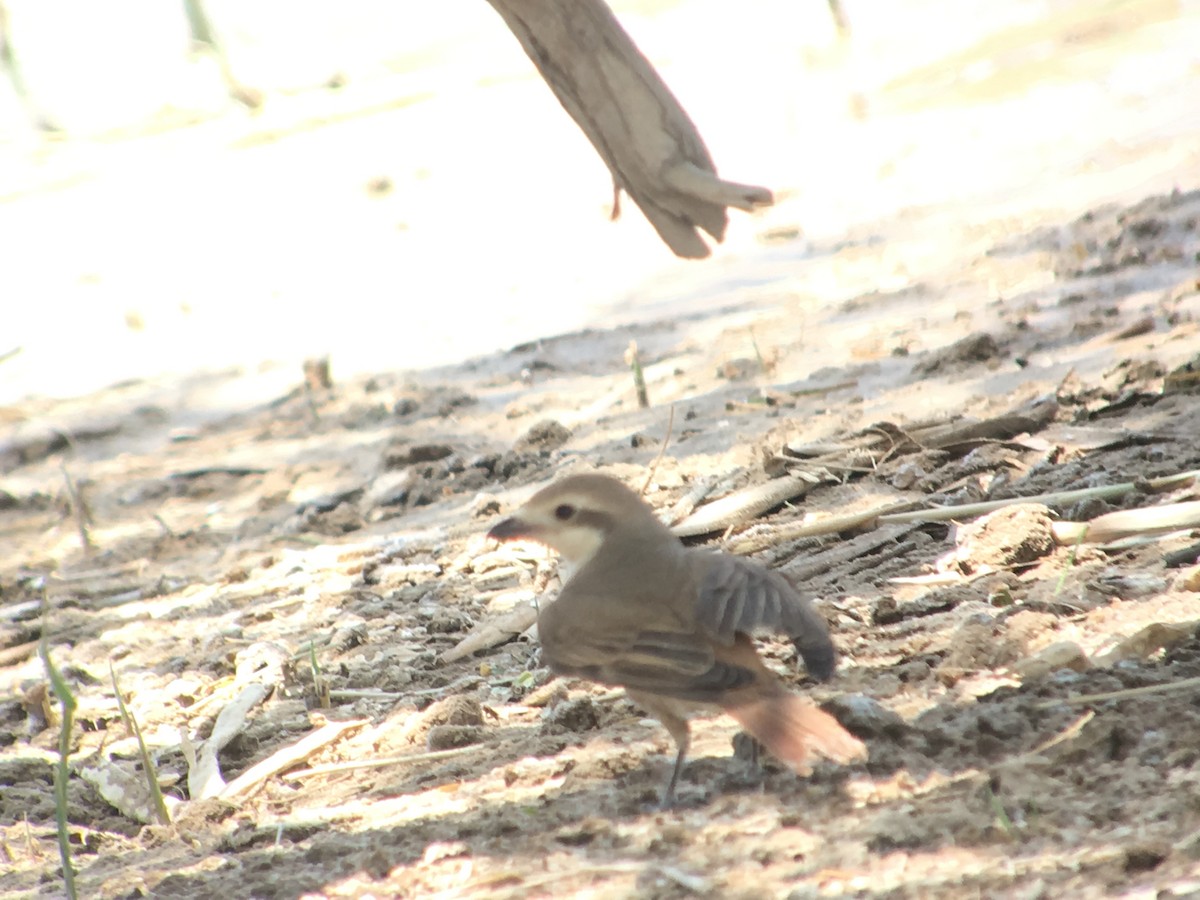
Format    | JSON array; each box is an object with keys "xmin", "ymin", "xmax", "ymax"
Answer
[
  {"xmin": 2, "ymin": 183, "xmax": 1200, "ymax": 898},
  {"xmin": 4, "ymin": 3, "xmax": 1200, "ymax": 899}
]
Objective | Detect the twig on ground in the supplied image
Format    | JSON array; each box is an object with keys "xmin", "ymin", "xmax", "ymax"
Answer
[
  {"xmin": 288, "ymin": 744, "xmax": 481, "ymax": 779},
  {"xmin": 1035, "ymin": 675, "xmax": 1200, "ymax": 710},
  {"xmin": 1028, "ymin": 711, "xmax": 1095, "ymax": 754},
  {"xmin": 640, "ymin": 404, "xmax": 675, "ymax": 495},
  {"xmin": 881, "ymin": 470, "xmax": 1200, "ymax": 528},
  {"xmin": 219, "ymin": 718, "xmax": 367, "ymax": 799}
]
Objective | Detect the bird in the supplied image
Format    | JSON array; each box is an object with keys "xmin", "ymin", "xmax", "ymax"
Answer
[{"xmin": 486, "ymin": 472, "xmax": 867, "ymax": 806}]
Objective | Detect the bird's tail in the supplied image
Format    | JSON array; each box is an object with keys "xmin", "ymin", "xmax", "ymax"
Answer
[{"xmin": 726, "ymin": 691, "xmax": 867, "ymax": 775}]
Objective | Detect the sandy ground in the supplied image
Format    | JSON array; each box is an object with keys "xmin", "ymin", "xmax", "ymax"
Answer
[{"xmin": 3, "ymin": 0, "xmax": 1200, "ymax": 897}]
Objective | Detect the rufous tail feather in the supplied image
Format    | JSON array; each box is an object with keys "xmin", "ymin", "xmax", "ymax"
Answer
[{"xmin": 726, "ymin": 693, "xmax": 867, "ymax": 775}]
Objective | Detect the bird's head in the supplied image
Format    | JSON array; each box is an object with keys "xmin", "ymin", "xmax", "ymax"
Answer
[{"xmin": 486, "ymin": 473, "xmax": 663, "ymax": 565}]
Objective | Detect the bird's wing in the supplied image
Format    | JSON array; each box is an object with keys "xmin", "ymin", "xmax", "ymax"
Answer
[
  {"xmin": 693, "ymin": 552, "xmax": 836, "ymax": 681},
  {"xmin": 538, "ymin": 591, "xmax": 756, "ymax": 702}
]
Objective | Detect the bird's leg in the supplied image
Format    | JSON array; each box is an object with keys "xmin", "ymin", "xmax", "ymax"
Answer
[
  {"xmin": 661, "ymin": 727, "xmax": 690, "ymax": 809},
  {"xmin": 660, "ymin": 718, "xmax": 691, "ymax": 808}
]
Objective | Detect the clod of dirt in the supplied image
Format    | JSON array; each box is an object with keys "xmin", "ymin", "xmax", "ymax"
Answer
[
  {"xmin": 424, "ymin": 609, "xmax": 473, "ymax": 635},
  {"xmin": 1123, "ymin": 842, "xmax": 1170, "ymax": 874},
  {"xmin": 393, "ymin": 396, "xmax": 420, "ymax": 416},
  {"xmin": 401, "ymin": 695, "xmax": 485, "ymax": 745},
  {"xmin": 471, "ymin": 494, "xmax": 501, "ymax": 518},
  {"xmin": 823, "ymin": 694, "xmax": 908, "ymax": 739},
  {"xmin": 952, "ymin": 503, "xmax": 1056, "ymax": 573},
  {"xmin": 554, "ymin": 817, "xmax": 616, "ymax": 847},
  {"xmin": 541, "ymin": 696, "xmax": 601, "ymax": 733},
  {"xmin": 514, "ymin": 419, "xmax": 571, "ymax": 453},
  {"xmin": 912, "ymin": 332, "xmax": 1002, "ymax": 376},
  {"xmin": 425, "ymin": 724, "xmax": 485, "ymax": 750},
  {"xmin": 717, "ymin": 357, "xmax": 761, "ymax": 380},
  {"xmin": 490, "ymin": 420, "xmax": 572, "ymax": 483},
  {"xmin": 436, "ymin": 392, "xmax": 477, "ymax": 416},
  {"xmin": 307, "ymin": 501, "xmax": 366, "ymax": 535},
  {"xmin": 383, "ymin": 442, "xmax": 455, "ymax": 468},
  {"xmin": 940, "ymin": 610, "xmax": 1023, "ymax": 676}
]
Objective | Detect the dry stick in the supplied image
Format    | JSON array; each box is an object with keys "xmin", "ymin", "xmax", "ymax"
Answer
[
  {"xmin": 727, "ymin": 499, "xmax": 919, "ymax": 554},
  {"xmin": 219, "ymin": 718, "xmax": 367, "ymax": 798},
  {"xmin": 59, "ymin": 463, "xmax": 94, "ymax": 552},
  {"xmin": 1028, "ymin": 710, "xmax": 1095, "ymax": 754},
  {"xmin": 640, "ymin": 403, "xmax": 675, "ymax": 495},
  {"xmin": 878, "ymin": 469, "xmax": 1200, "ymax": 527},
  {"xmin": 326, "ymin": 688, "xmax": 424, "ymax": 701},
  {"xmin": 109, "ymin": 665, "xmax": 171, "ymax": 825},
  {"xmin": 1052, "ymin": 500, "xmax": 1200, "ymax": 545},
  {"xmin": 1035, "ymin": 675, "xmax": 1200, "ymax": 710},
  {"xmin": 625, "ymin": 340, "xmax": 649, "ymax": 409},
  {"xmin": 21, "ymin": 812, "xmax": 41, "ymax": 859},
  {"xmin": 485, "ymin": 0, "xmax": 772, "ymax": 259},
  {"xmin": 288, "ymin": 744, "xmax": 481, "ymax": 779}
]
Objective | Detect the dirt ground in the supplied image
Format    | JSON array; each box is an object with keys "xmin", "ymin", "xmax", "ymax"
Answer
[{"xmin": 4, "ymin": 2, "xmax": 1200, "ymax": 899}]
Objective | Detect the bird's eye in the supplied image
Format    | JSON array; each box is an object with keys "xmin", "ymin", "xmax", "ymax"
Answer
[{"xmin": 554, "ymin": 504, "xmax": 576, "ymax": 521}]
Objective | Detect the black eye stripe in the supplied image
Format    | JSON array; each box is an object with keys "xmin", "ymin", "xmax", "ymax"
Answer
[{"xmin": 554, "ymin": 504, "xmax": 576, "ymax": 521}]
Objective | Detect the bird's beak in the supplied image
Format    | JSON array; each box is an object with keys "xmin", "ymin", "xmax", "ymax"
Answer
[{"xmin": 487, "ymin": 516, "xmax": 533, "ymax": 542}]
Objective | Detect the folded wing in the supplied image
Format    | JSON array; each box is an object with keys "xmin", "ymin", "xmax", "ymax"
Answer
[{"xmin": 693, "ymin": 553, "xmax": 836, "ymax": 680}]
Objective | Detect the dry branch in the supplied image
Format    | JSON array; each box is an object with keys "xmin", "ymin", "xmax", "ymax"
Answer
[
  {"xmin": 219, "ymin": 718, "xmax": 367, "ymax": 799},
  {"xmin": 485, "ymin": 0, "xmax": 772, "ymax": 258}
]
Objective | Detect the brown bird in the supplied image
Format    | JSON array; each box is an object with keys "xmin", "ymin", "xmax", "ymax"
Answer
[{"xmin": 487, "ymin": 472, "xmax": 866, "ymax": 805}]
